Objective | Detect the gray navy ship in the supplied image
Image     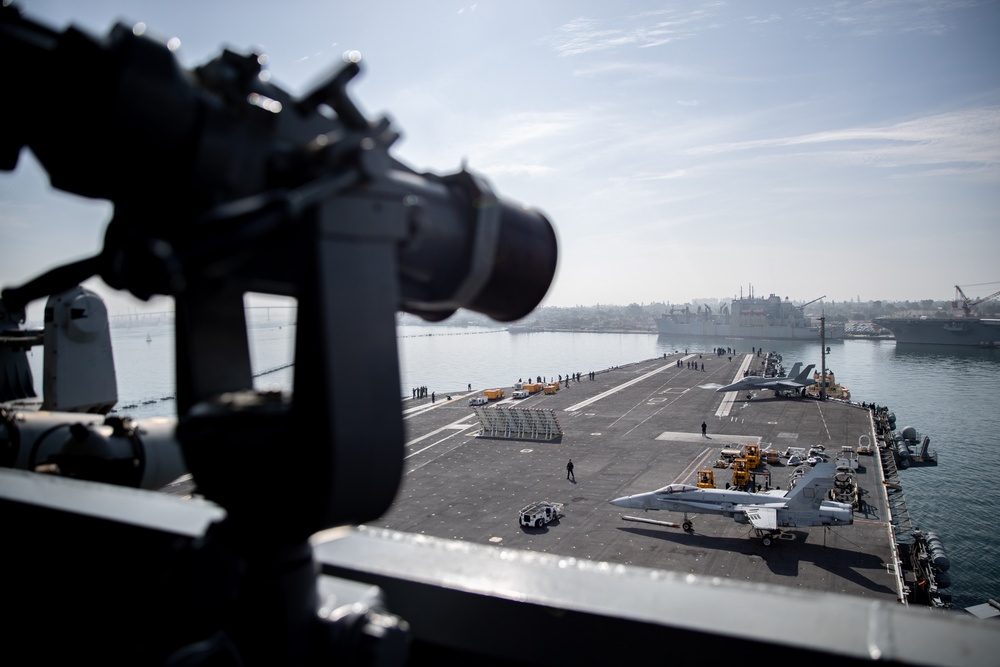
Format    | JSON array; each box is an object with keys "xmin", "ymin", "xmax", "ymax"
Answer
[
  {"xmin": 875, "ymin": 284, "xmax": 1000, "ymax": 347},
  {"xmin": 874, "ymin": 316, "xmax": 1000, "ymax": 347},
  {"xmin": 657, "ymin": 288, "xmax": 844, "ymax": 340}
]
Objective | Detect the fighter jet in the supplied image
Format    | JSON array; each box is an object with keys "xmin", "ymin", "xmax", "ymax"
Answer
[
  {"xmin": 716, "ymin": 362, "xmax": 816, "ymax": 397},
  {"xmin": 610, "ymin": 462, "xmax": 852, "ymax": 545}
]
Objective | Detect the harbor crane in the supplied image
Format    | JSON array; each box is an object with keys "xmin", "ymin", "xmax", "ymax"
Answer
[
  {"xmin": 953, "ymin": 284, "xmax": 1000, "ymax": 317},
  {"xmin": 793, "ymin": 295, "xmax": 826, "ymax": 314}
]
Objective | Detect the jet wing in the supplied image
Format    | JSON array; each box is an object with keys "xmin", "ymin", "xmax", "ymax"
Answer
[
  {"xmin": 771, "ymin": 380, "xmax": 801, "ymax": 391},
  {"xmin": 741, "ymin": 506, "xmax": 778, "ymax": 530}
]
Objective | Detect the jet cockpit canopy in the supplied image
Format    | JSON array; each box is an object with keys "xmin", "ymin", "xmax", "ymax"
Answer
[{"xmin": 653, "ymin": 483, "xmax": 699, "ymax": 494}]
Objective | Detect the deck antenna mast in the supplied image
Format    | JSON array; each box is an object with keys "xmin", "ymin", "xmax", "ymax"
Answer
[{"xmin": 820, "ymin": 313, "xmax": 827, "ymax": 401}]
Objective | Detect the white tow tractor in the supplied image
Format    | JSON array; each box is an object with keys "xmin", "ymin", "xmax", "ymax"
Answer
[{"xmin": 519, "ymin": 502, "xmax": 564, "ymax": 528}]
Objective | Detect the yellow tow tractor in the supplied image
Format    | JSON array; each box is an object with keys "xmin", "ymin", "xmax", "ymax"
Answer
[
  {"xmin": 696, "ymin": 469, "xmax": 716, "ymax": 488},
  {"xmin": 732, "ymin": 458, "xmax": 751, "ymax": 488},
  {"xmin": 744, "ymin": 443, "xmax": 761, "ymax": 469}
]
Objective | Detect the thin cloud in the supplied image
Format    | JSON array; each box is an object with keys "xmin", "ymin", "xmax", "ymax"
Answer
[
  {"xmin": 482, "ymin": 163, "xmax": 555, "ymax": 177},
  {"xmin": 462, "ymin": 110, "xmax": 597, "ymax": 163},
  {"xmin": 795, "ymin": 0, "xmax": 976, "ymax": 37},
  {"xmin": 746, "ymin": 15, "xmax": 782, "ymax": 25},
  {"xmin": 686, "ymin": 107, "xmax": 1000, "ymax": 171},
  {"xmin": 630, "ymin": 169, "xmax": 691, "ymax": 182},
  {"xmin": 542, "ymin": 8, "xmax": 716, "ymax": 57},
  {"xmin": 569, "ymin": 60, "xmax": 706, "ymax": 82},
  {"xmin": 545, "ymin": 1, "xmax": 977, "ymax": 60}
]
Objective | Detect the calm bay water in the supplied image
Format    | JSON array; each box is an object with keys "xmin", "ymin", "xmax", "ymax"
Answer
[{"xmin": 26, "ymin": 315, "xmax": 1000, "ymax": 610}]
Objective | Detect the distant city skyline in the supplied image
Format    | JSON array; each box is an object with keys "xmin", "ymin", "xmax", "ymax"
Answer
[{"xmin": 3, "ymin": 1, "xmax": 998, "ymax": 322}]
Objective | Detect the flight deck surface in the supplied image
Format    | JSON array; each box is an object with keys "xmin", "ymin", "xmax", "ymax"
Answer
[{"xmin": 364, "ymin": 351, "xmax": 899, "ymax": 603}]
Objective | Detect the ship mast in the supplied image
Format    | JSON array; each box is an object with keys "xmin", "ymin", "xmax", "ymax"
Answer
[{"xmin": 820, "ymin": 316, "xmax": 827, "ymax": 401}]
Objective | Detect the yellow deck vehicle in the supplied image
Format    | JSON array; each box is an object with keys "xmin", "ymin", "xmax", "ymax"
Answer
[
  {"xmin": 696, "ymin": 469, "xmax": 716, "ymax": 488},
  {"xmin": 732, "ymin": 458, "xmax": 750, "ymax": 488}
]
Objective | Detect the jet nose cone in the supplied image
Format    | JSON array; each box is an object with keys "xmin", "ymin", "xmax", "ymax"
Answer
[{"xmin": 610, "ymin": 495, "xmax": 634, "ymax": 509}]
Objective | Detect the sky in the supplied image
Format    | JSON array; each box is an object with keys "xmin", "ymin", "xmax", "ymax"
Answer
[{"xmin": 2, "ymin": 0, "xmax": 999, "ymax": 322}]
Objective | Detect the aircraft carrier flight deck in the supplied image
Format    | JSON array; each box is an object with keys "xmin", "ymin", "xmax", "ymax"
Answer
[{"xmin": 320, "ymin": 350, "xmax": 900, "ymax": 604}]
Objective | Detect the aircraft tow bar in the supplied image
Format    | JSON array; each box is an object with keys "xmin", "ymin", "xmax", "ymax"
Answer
[{"xmin": 621, "ymin": 515, "xmax": 684, "ymax": 529}]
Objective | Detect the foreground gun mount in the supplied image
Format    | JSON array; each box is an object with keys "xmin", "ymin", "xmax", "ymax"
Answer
[
  {"xmin": 2, "ymin": 4, "xmax": 556, "ymax": 530},
  {"xmin": 1, "ymin": 4, "xmax": 555, "ymax": 664}
]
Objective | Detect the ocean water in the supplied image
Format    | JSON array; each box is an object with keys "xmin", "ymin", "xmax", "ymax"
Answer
[{"xmin": 24, "ymin": 314, "xmax": 1000, "ymax": 610}]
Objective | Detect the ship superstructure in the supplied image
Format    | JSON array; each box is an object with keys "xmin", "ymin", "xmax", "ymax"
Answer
[
  {"xmin": 874, "ymin": 317, "xmax": 1000, "ymax": 347},
  {"xmin": 657, "ymin": 288, "xmax": 843, "ymax": 340},
  {"xmin": 875, "ymin": 284, "xmax": 1000, "ymax": 347}
]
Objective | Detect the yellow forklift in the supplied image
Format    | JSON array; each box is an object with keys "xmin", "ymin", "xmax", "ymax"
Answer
[{"xmin": 732, "ymin": 458, "xmax": 751, "ymax": 489}]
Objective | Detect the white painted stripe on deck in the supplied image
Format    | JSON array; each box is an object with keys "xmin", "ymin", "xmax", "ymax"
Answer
[
  {"xmin": 404, "ymin": 416, "xmax": 477, "ymax": 447},
  {"xmin": 564, "ymin": 364, "xmax": 673, "ymax": 412},
  {"xmin": 403, "ymin": 391, "xmax": 478, "ymax": 416},
  {"xmin": 715, "ymin": 354, "xmax": 754, "ymax": 417}
]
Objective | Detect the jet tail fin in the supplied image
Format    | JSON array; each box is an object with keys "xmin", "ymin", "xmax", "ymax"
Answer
[
  {"xmin": 784, "ymin": 462, "xmax": 836, "ymax": 509},
  {"xmin": 783, "ymin": 362, "xmax": 802, "ymax": 379},
  {"xmin": 794, "ymin": 364, "xmax": 816, "ymax": 384}
]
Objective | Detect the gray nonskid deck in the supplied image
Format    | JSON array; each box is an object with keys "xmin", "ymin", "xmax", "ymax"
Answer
[{"xmin": 374, "ymin": 352, "xmax": 898, "ymax": 602}]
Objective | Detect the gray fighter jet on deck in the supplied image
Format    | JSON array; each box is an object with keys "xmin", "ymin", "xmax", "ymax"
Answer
[
  {"xmin": 716, "ymin": 362, "xmax": 816, "ymax": 397},
  {"xmin": 610, "ymin": 462, "xmax": 852, "ymax": 545}
]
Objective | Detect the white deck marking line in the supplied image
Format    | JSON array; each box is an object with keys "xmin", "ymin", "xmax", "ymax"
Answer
[
  {"xmin": 814, "ymin": 401, "xmax": 833, "ymax": 441},
  {"xmin": 715, "ymin": 391, "xmax": 738, "ymax": 418},
  {"xmin": 403, "ymin": 392, "xmax": 477, "ymax": 417},
  {"xmin": 404, "ymin": 427, "xmax": 471, "ymax": 461},
  {"xmin": 619, "ymin": 386, "xmax": 690, "ymax": 436},
  {"xmin": 715, "ymin": 354, "xmax": 754, "ymax": 418},
  {"xmin": 675, "ymin": 447, "xmax": 713, "ymax": 484},
  {"xmin": 564, "ymin": 364, "xmax": 673, "ymax": 412},
  {"xmin": 404, "ymin": 416, "xmax": 477, "ymax": 447}
]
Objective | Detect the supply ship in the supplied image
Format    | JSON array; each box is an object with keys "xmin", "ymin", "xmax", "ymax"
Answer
[{"xmin": 657, "ymin": 287, "xmax": 844, "ymax": 340}]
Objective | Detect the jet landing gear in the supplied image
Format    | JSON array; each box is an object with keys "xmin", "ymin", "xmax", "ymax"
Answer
[
  {"xmin": 681, "ymin": 515, "xmax": 693, "ymax": 532},
  {"xmin": 754, "ymin": 529, "xmax": 781, "ymax": 546}
]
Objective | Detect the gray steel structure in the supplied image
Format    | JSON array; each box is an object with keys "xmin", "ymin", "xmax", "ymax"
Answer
[
  {"xmin": 658, "ymin": 291, "xmax": 845, "ymax": 340},
  {"xmin": 875, "ymin": 317, "xmax": 1000, "ymax": 347}
]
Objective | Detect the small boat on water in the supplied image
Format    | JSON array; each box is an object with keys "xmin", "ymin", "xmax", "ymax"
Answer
[{"xmin": 805, "ymin": 369, "xmax": 850, "ymax": 400}]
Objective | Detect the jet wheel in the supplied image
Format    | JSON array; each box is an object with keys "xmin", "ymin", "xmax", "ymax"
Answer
[
  {"xmin": 761, "ymin": 535, "xmax": 774, "ymax": 547},
  {"xmin": 682, "ymin": 520, "xmax": 693, "ymax": 532}
]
